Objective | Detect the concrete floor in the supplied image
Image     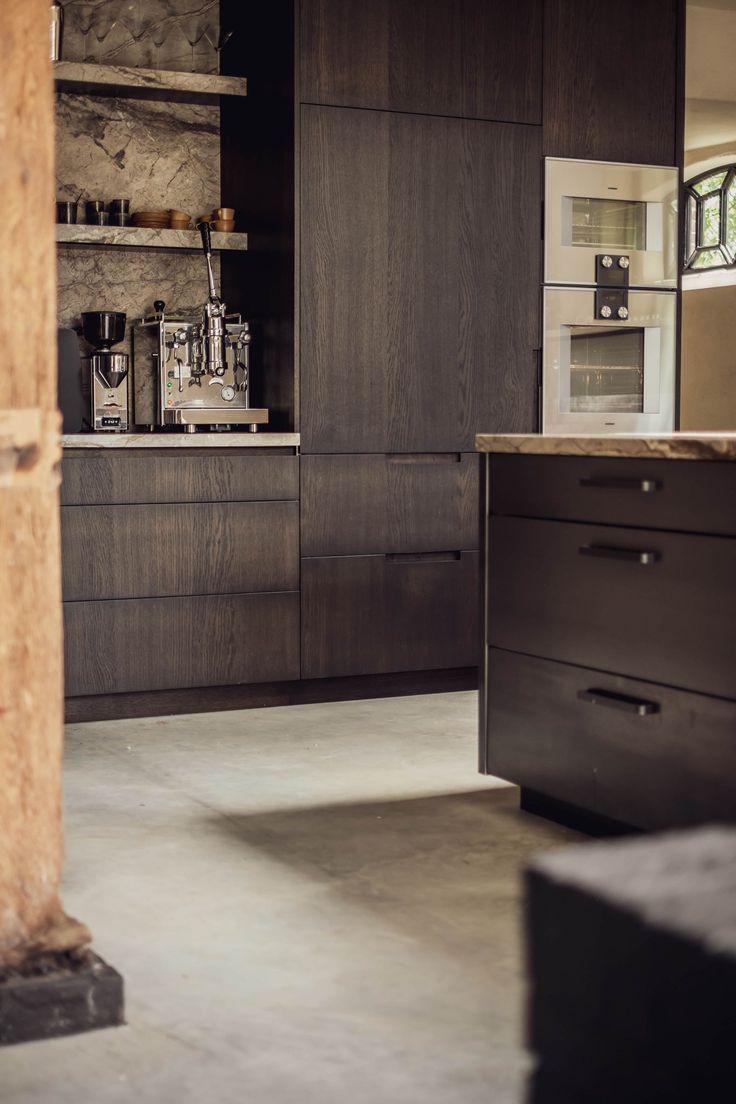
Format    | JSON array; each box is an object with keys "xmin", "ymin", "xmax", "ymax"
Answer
[{"xmin": 0, "ymin": 691, "xmax": 579, "ymax": 1103}]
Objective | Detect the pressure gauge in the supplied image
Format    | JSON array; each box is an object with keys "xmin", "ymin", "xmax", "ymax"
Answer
[{"xmin": 221, "ymin": 385, "xmax": 235, "ymax": 402}]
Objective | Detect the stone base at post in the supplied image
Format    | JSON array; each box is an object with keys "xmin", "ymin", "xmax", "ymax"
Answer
[{"xmin": 0, "ymin": 951, "xmax": 124, "ymax": 1046}]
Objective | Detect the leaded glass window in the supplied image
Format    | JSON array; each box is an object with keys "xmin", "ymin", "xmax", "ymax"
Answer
[{"xmin": 684, "ymin": 165, "xmax": 736, "ymax": 270}]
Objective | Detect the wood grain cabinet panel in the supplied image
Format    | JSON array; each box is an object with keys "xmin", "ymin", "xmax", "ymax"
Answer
[
  {"xmin": 300, "ymin": 105, "xmax": 541, "ymax": 453},
  {"xmin": 543, "ymin": 0, "xmax": 679, "ymax": 164},
  {"xmin": 61, "ymin": 451, "xmax": 299, "ymax": 505},
  {"xmin": 302, "ymin": 551, "xmax": 480, "ymax": 678},
  {"xmin": 489, "ymin": 516, "xmax": 736, "ymax": 699},
  {"xmin": 301, "ymin": 453, "xmax": 479, "ymax": 556},
  {"xmin": 64, "ymin": 592, "xmax": 300, "ymax": 696},
  {"xmin": 485, "ymin": 649, "xmax": 736, "ymax": 830},
  {"xmin": 61, "ymin": 501, "xmax": 299, "ymax": 601},
  {"xmin": 299, "ymin": 0, "xmax": 542, "ymax": 124},
  {"xmin": 490, "ymin": 455, "xmax": 736, "ymax": 537}
]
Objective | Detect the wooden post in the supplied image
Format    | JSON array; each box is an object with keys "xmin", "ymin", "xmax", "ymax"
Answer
[{"xmin": 0, "ymin": 0, "xmax": 89, "ymax": 968}]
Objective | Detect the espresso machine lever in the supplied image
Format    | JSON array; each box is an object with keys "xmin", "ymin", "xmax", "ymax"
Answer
[{"xmin": 196, "ymin": 220, "xmax": 227, "ymax": 377}]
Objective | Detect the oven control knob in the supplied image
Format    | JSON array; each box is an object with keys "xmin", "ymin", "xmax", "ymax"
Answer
[
  {"xmin": 617, "ymin": 306, "xmax": 629, "ymax": 320},
  {"xmin": 601, "ymin": 255, "xmax": 613, "ymax": 268},
  {"xmin": 221, "ymin": 385, "xmax": 235, "ymax": 402},
  {"xmin": 600, "ymin": 304, "xmax": 612, "ymax": 318},
  {"xmin": 618, "ymin": 256, "xmax": 630, "ymax": 269}
]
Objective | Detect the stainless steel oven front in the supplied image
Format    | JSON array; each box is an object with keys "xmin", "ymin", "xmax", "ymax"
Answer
[
  {"xmin": 543, "ymin": 287, "xmax": 676, "ymax": 435},
  {"xmin": 545, "ymin": 158, "xmax": 678, "ymax": 289}
]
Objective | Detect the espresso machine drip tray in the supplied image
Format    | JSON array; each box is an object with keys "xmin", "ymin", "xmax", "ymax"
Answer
[{"xmin": 167, "ymin": 407, "xmax": 269, "ymax": 427}]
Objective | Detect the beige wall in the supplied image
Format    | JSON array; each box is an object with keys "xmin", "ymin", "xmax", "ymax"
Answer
[{"xmin": 681, "ymin": 284, "xmax": 736, "ymax": 429}]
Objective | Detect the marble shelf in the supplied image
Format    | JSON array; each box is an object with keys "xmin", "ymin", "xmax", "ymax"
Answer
[
  {"xmin": 62, "ymin": 433, "xmax": 300, "ymax": 450},
  {"xmin": 56, "ymin": 225, "xmax": 248, "ymax": 252},
  {"xmin": 54, "ymin": 61, "xmax": 247, "ymax": 105},
  {"xmin": 474, "ymin": 432, "xmax": 736, "ymax": 462}
]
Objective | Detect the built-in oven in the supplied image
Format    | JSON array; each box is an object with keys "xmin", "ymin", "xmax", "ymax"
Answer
[
  {"xmin": 542, "ymin": 287, "xmax": 676, "ymax": 435},
  {"xmin": 544, "ymin": 157, "xmax": 678, "ymax": 289}
]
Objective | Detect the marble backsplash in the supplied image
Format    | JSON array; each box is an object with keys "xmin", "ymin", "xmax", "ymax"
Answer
[
  {"xmin": 58, "ymin": 246, "xmax": 221, "ymax": 358},
  {"xmin": 56, "ymin": 93, "xmax": 220, "ymax": 217},
  {"xmin": 61, "ymin": 0, "xmax": 221, "ymax": 75}
]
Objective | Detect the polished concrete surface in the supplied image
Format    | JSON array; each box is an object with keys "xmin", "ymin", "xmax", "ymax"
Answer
[{"xmin": 0, "ymin": 692, "xmax": 579, "ymax": 1102}]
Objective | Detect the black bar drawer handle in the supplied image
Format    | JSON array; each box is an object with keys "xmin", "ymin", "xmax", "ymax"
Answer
[
  {"xmin": 580, "ymin": 476, "xmax": 661, "ymax": 493},
  {"xmin": 578, "ymin": 688, "xmax": 660, "ymax": 716},
  {"xmin": 579, "ymin": 544, "xmax": 661, "ymax": 566},
  {"xmin": 385, "ymin": 551, "xmax": 461, "ymax": 564}
]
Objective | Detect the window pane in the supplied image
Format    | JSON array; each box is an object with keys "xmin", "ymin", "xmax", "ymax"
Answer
[
  {"xmin": 727, "ymin": 180, "xmax": 736, "ymax": 252},
  {"xmin": 702, "ymin": 194, "xmax": 721, "ymax": 246},
  {"xmin": 569, "ymin": 327, "xmax": 644, "ymax": 414},
  {"xmin": 570, "ymin": 197, "xmax": 647, "ymax": 250},
  {"xmin": 690, "ymin": 247, "xmax": 726, "ymax": 269},
  {"xmin": 692, "ymin": 171, "xmax": 727, "ymax": 196}
]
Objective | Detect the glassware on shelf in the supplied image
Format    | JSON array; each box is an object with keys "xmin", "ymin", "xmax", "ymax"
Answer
[{"xmin": 181, "ymin": 14, "xmax": 209, "ymax": 72}]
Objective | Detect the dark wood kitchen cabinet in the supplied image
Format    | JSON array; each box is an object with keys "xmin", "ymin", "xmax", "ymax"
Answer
[
  {"xmin": 300, "ymin": 104, "xmax": 542, "ymax": 453},
  {"xmin": 543, "ymin": 0, "xmax": 681, "ymax": 165},
  {"xmin": 479, "ymin": 446, "xmax": 736, "ymax": 832},
  {"xmin": 299, "ymin": 0, "xmax": 543, "ymax": 124},
  {"xmin": 61, "ymin": 449, "xmax": 300, "ymax": 699}
]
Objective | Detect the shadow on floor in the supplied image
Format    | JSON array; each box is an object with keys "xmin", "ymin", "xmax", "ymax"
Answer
[{"xmin": 209, "ymin": 787, "xmax": 579, "ymax": 954}]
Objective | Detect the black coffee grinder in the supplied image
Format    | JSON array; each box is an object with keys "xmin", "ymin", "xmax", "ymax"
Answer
[{"xmin": 82, "ymin": 311, "xmax": 130, "ymax": 431}]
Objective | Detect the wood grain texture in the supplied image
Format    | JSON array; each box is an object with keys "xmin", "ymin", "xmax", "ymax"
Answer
[
  {"xmin": 299, "ymin": 0, "xmax": 542, "ymax": 124},
  {"xmin": 543, "ymin": 0, "xmax": 679, "ymax": 164},
  {"xmin": 489, "ymin": 516, "xmax": 736, "ymax": 700},
  {"xmin": 0, "ymin": 0, "xmax": 90, "ymax": 966},
  {"xmin": 490, "ymin": 455, "xmax": 736, "ymax": 537},
  {"xmin": 65, "ymin": 667, "xmax": 479, "ymax": 722},
  {"xmin": 301, "ymin": 453, "xmax": 479, "ymax": 555},
  {"xmin": 64, "ymin": 592, "xmax": 300, "ymax": 696},
  {"xmin": 300, "ymin": 105, "xmax": 541, "ymax": 452},
  {"xmin": 486, "ymin": 649, "xmax": 736, "ymax": 830},
  {"xmin": 61, "ymin": 501, "xmax": 299, "ymax": 601},
  {"xmin": 301, "ymin": 551, "xmax": 480, "ymax": 678},
  {"xmin": 61, "ymin": 452, "xmax": 299, "ymax": 505}
]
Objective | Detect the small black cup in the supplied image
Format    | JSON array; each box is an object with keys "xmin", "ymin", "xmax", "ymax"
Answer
[
  {"xmin": 56, "ymin": 201, "xmax": 78, "ymax": 224},
  {"xmin": 85, "ymin": 200, "xmax": 106, "ymax": 223},
  {"xmin": 109, "ymin": 212, "xmax": 131, "ymax": 226},
  {"xmin": 109, "ymin": 199, "xmax": 130, "ymax": 213},
  {"xmin": 88, "ymin": 211, "xmax": 110, "ymax": 226}
]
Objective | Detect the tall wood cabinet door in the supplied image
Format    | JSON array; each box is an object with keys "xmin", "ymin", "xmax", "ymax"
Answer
[
  {"xmin": 299, "ymin": 0, "xmax": 542, "ymax": 124},
  {"xmin": 543, "ymin": 0, "xmax": 679, "ymax": 165},
  {"xmin": 300, "ymin": 105, "xmax": 542, "ymax": 453}
]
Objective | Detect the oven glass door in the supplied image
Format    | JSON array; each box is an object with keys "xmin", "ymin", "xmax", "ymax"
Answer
[
  {"xmin": 545, "ymin": 158, "xmax": 678, "ymax": 289},
  {"xmin": 543, "ymin": 288, "xmax": 676, "ymax": 434}
]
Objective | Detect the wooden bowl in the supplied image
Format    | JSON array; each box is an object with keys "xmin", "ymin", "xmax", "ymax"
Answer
[
  {"xmin": 211, "ymin": 219, "xmax": 235, "ymax": 232},
  {"xmin": 212, "ymin": 207, "xmax": 235, "ymax": 220},
  {"xmin": 168, "ymin": 209, "xmax": 190, "ymax": 221}
]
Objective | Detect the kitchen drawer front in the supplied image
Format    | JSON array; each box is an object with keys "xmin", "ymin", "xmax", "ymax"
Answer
[
  {"xmin": 61, "ymin": 451, "xmax": 299, "ymax": 505},
  {"xmin": 489, "ymin": 516, "xmax": 736, "ymax": 699},
  {"xmin": 302, "ymin": 551, "xmax": 480, "ymax": 678},
  {"xmin": 484, "ymin": 649, "xmax": 736, "ymax": 830},
  {"xmin": 61, "ymin": 501, "xmax": 299, "ymax": 601},
  {"xmin": 301, "ymin": 452, "xmax": 479, "ymax": 556},
  {"xmin": 64, "ymin": 592, "xmax": 300, "ymax": 696},
  {"xmin": 490, "ymin": 454, "xmax": 736, "ymax": 536}
]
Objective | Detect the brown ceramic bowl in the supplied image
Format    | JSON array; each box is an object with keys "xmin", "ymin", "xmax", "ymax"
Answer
[
  {"xmin": 212, "ymin": 207, "xmax": 235, "ymax": 220},
  {"xmin": 168, "ymin": 209, "xmax": 191, "ymax": 221},
  {"xmin": 211, "ymin": 219, "xmax": 235, "ymax": 232},
  {"xmin": 169, "ymin": 217, "xmax": 191, "ymax": 229}
]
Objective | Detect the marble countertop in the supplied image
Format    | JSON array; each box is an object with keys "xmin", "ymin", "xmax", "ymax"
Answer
[
  {"xmin": 62, "ymin": 433, "xmax": 300, "ymax": 450},
  {"xmin": 475, "ymin": 433, "xmax": 736, "ymax": 462}
]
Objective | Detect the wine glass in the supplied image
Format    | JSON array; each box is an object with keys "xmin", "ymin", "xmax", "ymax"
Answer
[
  {"xmin": 181, "ymin": 14, "xmax": 209, "ymax": 72},
  {"xmin": 145, "ymin": 0, "xmax": 171, "ymax": 68},
  {"xmin": 71, "ymin": 1, "xmax": 97, "ymax": 62},
  {"xmin": 90, "ymin": 4, "xmax": 119, "ymax": 62}
]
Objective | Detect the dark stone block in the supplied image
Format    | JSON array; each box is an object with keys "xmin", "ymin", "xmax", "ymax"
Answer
[
  {"xmin": 0, "ymin": 952, "xmax": 124, "ymax": 1046},
  {"xmin": 525, "ymin": 827, "xmax": 736, "ymax": 1104}
]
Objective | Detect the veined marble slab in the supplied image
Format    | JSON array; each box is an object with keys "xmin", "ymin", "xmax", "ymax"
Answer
[
  {"xmin": 57, "ymin": 225, "xmax": 247, "ymax": 252},
  {"xmin": 62, "ymin": 433, "xmax": 300, "ymax": 450},
  {"xmin": 475, "ymin": 433, "xmax": 736, "ymax": 462},
  {"xmin": 54, "ymin": 62, "xmax": 246, "ymax": 104}
]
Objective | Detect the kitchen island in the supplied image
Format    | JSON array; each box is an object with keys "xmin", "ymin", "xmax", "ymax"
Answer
[{"xmin": 476, "ymin": 433, "xmax": 736, "ymax": 833}]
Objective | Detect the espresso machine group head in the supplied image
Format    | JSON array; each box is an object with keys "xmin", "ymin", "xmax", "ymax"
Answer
[
  {"xmin": 131, "ymin": 222, "xmax": 268, "ymax": 432},
  {"xmin": 82, "ymin": 310, "xmax": 130, "ymax": 432}
]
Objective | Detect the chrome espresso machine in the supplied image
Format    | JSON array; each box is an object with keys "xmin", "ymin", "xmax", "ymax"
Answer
[{"xmin": 131, "ymin": 222, "xmax": 267, "ymax": 432}]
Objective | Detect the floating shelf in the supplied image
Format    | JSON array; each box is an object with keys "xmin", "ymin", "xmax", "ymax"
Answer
[
  {"xmin": 54, "ymin": 61, "xmax": 247, "ymax": 105},
  {"xmin": 56, "ymin": 224, "xmax": 248, "ymax": 252}
]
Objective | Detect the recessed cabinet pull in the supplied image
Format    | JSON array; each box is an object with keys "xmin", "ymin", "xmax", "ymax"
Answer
[
  {"xmin": 580, "ymin": 476, "xmax": 661, "ymax": 493},
  {"xmin": 578, "ymin": 688, "xmax": 660, "ymax": 716},
  {"xmin": 385, "ymin": 551, "xmax": 461, "ymax": 564},
  {"xmin": 385, "ymin": 453, "xmax": 462, "ymax": 464},
  {"xmin": 579, "ymin": 544, "xmax": 661, "ymax": 566}
]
